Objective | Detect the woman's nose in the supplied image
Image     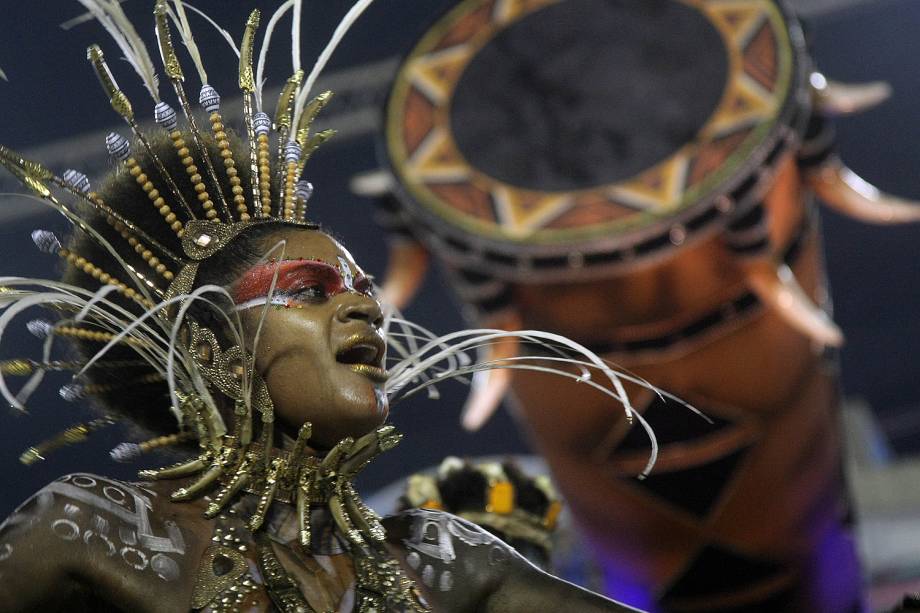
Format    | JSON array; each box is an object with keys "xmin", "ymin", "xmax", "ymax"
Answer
[{"xmin": 336, "ymin": 294, "xmax": 384, "ymax": 328}]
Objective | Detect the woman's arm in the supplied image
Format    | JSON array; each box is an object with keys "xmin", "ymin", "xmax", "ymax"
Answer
[{"xmin": 384, "ymin": 509, "xmax": 643, "ymax": 613}]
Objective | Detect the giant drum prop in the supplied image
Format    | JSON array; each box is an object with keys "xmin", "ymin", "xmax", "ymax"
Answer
[{"xmin": 368, "ymin": 0, "xmax": 919, "ymax": 610}]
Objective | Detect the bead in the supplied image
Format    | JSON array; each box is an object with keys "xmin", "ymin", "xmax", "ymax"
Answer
[
  {"xmin": 105, "ymin": 132, "xmax": 131, "ymax": 161},
  {"xmin": 283, "ymin": 142, "xmax": 302, "ymax": 164},
  {"xmin": 154, "ymin": 102, "xmax": 178, "ymax": 131},
  {"xmin": 148, "ymin": 189, "xmax": 160, "ymax": 200},
  {"xmin": 31, "ymin": 229, "xmax": 62, "ymax": 254},
  {"xmin": 199, "ymin": 84, "xmax": 221, "ymax": 113},
  {"xmin": 295, "ymin": 181, "xmax": 314, "ymax": 203},
  {"xmin": 254, "ymin": 112, "xmax": 271, "ymax": 136},
  {"xmin": 62, "ymin": 169, "xmax": 91, "ymax": 193}
]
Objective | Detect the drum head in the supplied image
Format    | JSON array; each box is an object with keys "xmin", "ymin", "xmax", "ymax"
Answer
[{"xmin": 385, "ymin": 0, "xmax": 807, "ymax": 278}]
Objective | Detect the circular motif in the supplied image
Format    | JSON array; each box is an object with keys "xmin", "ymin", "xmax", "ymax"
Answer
[
  {"xmin": 103, "ymin": 485, "xmax": 128, "ymax": 506},
  {"xmin": 386, "ymin": 0, "xmax": 805, "ymax": 276},
  {"xmin": 84, "ymin": 531, "xmax": 117, "ymax": 557},
  {"xmin": 71, "ymin": 475, "xmax": 98, "ymax": 489},
  {"xmin": 121, "ymin": 546, "xmax": 149, "ymax": 571},
  {"xmin": 51, "ymin": 519, "xmax": 80, "ymax": 541},
  {"xmin": 151, "ymin": 553, "xmax": 181, "ymax": 582},
  {"xmin": 439, "ymin": 569, "xmax": 454, "ymax": 592}
]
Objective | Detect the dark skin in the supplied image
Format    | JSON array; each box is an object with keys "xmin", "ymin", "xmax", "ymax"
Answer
[{"xmin": 0, "ymin": 229, "xmax": 640, "ymax": 612}]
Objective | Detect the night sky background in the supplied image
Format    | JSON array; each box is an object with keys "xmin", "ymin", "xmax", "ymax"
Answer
[{"xmin": 0, "ymin": 0, "xmax": 918, "ymax": 525}]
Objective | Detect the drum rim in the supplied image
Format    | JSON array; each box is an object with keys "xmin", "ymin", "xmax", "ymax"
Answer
[{"xmin": 381, "ymin": 0, "xmax": 813, "ymax": 279}]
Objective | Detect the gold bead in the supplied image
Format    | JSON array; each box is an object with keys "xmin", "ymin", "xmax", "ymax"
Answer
[
  {"xmin": 165, "ymin": 213, "xmax": 177, "ymax": 223},
  {"xmin": 141, "ymin": 250, "xmax": 152, "ymax": 259},
  {"xmin": 135, "ymin": 173, "xmax": 148, "ymax": 184},
  {"xmin": 148, "ymin": 257, "xmax": 159, "ymax": 267},
  {"xmin": 142, "ymin": 182, "xmax": 154, "ymax": 192},
  {"xmin": 148, "ymin": 189, "xmax": 160, "ymax": 200},
  {"xmin": 171, "ymin": 221, "xmax": 183, "ymax": 232},
  {"xmin": 205, "ymin": 209, "xmax": 218, "ymax": 220},
  {"xmin": 226, "ymin": 167, "xmax": 239, "ymax": 178},
  {"xmin": 99, "ymin": 273, "xmax": 111, "ymax": 283},
  {"xmin": 163, "ymin": 271, "xmax": 175, "ymax": 281},
  {"xmin": 197, "ymin": 192, "xmax": 210, "ymax": 202},
  {"xmin": 159, "ymin": 205, "xmax": 171, "ymax": 216},
  {"xmin": 194, "ymin": 183, "xmax": 207, "ymax": 194},
  {"xmin": 231, "ymin": 185, "xmax": 244, "ymax": 196},
  {"xmin": 153, "ymin": 197, "xmax": 166, "ymax": 207},
  {"xmin": 190, "ymin": 174, "xmax": 202, "ymax": 184}
]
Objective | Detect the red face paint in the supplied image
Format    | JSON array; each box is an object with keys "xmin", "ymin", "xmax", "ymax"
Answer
[{"xmin": 233, "ymin": 259, "xmax": 346, "ymax": 304}]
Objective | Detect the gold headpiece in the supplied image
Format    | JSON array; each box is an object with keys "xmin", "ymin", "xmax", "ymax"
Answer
[{"xmin": 0, "ymin": 0, "xmax": 380, "ymax": 527}]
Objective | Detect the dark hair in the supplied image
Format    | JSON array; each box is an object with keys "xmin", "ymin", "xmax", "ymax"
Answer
[{"xmin": 61, "ymin": 128, "xmax": 305, "ymax": 437}]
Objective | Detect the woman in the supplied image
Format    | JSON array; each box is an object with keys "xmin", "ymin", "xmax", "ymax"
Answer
[{"xmin": 0, "ymin": 1, "xmax": 650, "ymax": 610}]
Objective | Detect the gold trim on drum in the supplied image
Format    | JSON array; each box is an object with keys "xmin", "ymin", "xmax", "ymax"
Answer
[{"xmin": 386, "ymin": 0, "xmax": 797, "ymax": 250}]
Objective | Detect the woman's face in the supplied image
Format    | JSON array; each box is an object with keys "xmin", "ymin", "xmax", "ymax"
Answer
[{"xmin": 233, "ymin": 228, "xmax": 387, "ymax": 448}]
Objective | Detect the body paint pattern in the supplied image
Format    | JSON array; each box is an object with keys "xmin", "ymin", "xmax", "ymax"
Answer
[
  {"xmin": 401, "ymin": 509, "xmax": 506, "ymax": 595},
  {"xmin": 0, "ymin": 474, "xmax": 185, "ymax": 582}
]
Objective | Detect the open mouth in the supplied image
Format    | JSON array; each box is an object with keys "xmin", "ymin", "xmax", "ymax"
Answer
[{"xmin": 335, "ymin": 334, "xmax": 388, "ymax": 383}]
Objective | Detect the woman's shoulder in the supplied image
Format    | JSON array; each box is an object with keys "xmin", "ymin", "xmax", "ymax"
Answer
[{"xmin": 2, "ymin": 472, "xmax": 210, "ymax": 574}]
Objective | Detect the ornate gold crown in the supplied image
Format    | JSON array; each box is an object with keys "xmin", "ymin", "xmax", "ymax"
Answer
[{"xmin": 402, "ymin": 457, "xmax": 563, "ymax": 553}]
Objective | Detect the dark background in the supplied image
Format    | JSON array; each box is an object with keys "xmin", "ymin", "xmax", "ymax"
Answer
[{"xmin": 0, "ymin": 0, "xmax": 918, "ymax": 518}]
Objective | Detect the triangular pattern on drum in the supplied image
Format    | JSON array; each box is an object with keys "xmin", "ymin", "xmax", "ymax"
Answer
[
  {"xmin": 492, "ymin": 0, "xmax": 557, "ymax": 25},
  {"xmin": 705, "ymin": 1, "xmax": 768, "ymax": 48},
  {"xmin": 687, "ymin": 129, "xmax": 753, "ymax": 188},
  {"xmin": 402, "ymin": 86, "xmax": 437, "ymax": 157},
  {"xmin": 432, "ymin": 0, "xmax": 497, "ymax": 51},
  {"xmin": 545, "ymin": 194, "xmax": 635, "ymax": 229},
  {"xmin": 627, "ymin": 445, "xmax": 751, "ymax": 518},
  {"xmin": 608, "ymin": 155, "xmax": 690, "ymax": 212},
  {"xmin": 408, "ymin": 45, "xmax": 473, "ymax": 104},
  {"xmin": 705, "ymin": 75, "xmax": 776, "ymax": 138},
  {"xmin": 408, "ymin": 127, "xmax": 470, "ymax": 181},
  {"xmin": 492, "ymin": 185, "xmax": 573, "ymax": 237},
  {"xmin": 743, "ymin": 18, "xmax": 779, "ymax": 91},
  {"xmin": 428, "ymin": 182, "xmax": 497, "ymax": 223}
]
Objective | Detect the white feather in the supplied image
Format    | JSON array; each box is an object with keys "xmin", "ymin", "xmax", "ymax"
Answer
[
  {"xmin": 77, "ymin": 0, "xmax": 161, "ymax": 102},
  {"xmin": 291, "ymin": 0, "xmax": 374, "ymax": 133},
  {"xmin": 167, "ymin": 1, "xmax": 208, "ymax": 85},
  {"xmin": 255, "ymin": 0, "xmax": 297, "ymax": 111},
  {"xmin": 178, "ymin": 1, "xmax": 240, "ymax": 58}
]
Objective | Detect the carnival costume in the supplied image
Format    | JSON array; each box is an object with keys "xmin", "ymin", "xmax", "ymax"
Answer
[{"xmin": 0, "ymin": 2, "xmax": 657, "ymax": 611}]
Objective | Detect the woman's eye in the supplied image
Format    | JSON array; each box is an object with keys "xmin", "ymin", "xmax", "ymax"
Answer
[{"xmin": 293, "ymin": 284, "xmax": 328, "ymax": 302}]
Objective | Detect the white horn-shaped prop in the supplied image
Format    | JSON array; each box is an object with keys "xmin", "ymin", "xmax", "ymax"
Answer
[
  {"xmin": 460, "ymin": 309, "xmax": 522, "ymax": 431},
  {"xmin": 807, "ymin": 159, "xmax": 920, "ymax": 224},
  {"xmin": 741, "ymin": 259, "xmax": 844, "ymax": 348},
  {"xmin": 811, "ymin": 72, "xmax": 892, "ymax": 116},
  {"xmin": 380, "ymin": 240, "xmax": 430, "ymax": 310},
  {"xmin": 350, "ymin": 169, "xmax": 395, "ymax": 197}
]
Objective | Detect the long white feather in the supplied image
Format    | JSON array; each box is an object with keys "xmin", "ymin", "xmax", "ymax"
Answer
[
  {"xmin": 291, "ymin": 0, "xmax": 374, "ymax": 133},
  {"xmin": 255, "ymin": 0, "xmax": 297, "ymax": 112},
  {"xmin": 178, "ymin": 1, "xmax": 240, "ymax": 57},
  {"xmin": 167, "ymin": 1, "xmax": 207, "ymax": 85},
  {"xmin": 77, "ymin": 0, "xmax": 161, "ymax": 102}
]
